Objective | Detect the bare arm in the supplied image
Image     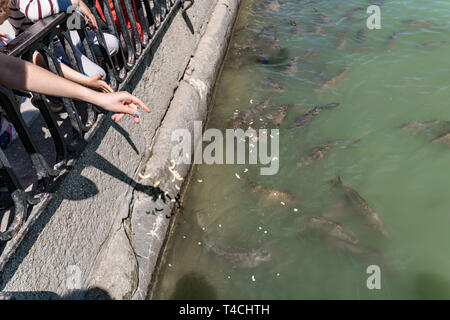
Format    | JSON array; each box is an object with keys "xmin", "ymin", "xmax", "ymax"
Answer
[
  {"xmin": 0, "ymin": 53, "xmax": 149, "ymax": 123},
  {"xmin": 33, "ymin": 51, "xmax": 113, "ymax": 93}
]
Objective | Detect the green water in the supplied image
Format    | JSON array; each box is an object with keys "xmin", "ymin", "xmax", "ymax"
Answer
[{"xmin": 153, "ymin": 0, "xmax": 450, "ymax": 299}]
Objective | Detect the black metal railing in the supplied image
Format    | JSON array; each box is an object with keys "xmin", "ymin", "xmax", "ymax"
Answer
[{"xmin": 0, "ymin": 0, "xmax": 187, "ymax": 271}]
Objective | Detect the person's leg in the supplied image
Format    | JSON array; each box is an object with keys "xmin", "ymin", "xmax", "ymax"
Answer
[
  {"xmin": 88, "ymin": 30, "xmax": 120, "ymax": 57},
  {"xmin": 67, "ymin": 31, "xmax": 108, "ymax": 79}
]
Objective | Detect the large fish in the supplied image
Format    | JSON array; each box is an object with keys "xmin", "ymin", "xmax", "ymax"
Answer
[
  {"xmin": 267, "ymin": 78, "xmax": 285, "ymax": 93},
  {"xmin": 283, "ymin": 57, "xmax": 299, "ymax": 76},
  {"xmin": 263, "ymin": 0, "xmax": 280, "ymax": 12},
  {"xmin": 431, "ymin": 132, "xmax": 450, "ymax": 146},
  {"xmin": 288, "ymin": 21, "xmax": 303, "ymax": 35},
  {"xmin": 244, "ymin": 176, "xmax": 301, "ymax": 206},
  {"xmin": 328, "ymin": 176, "xmax": 389, "ymax": 237},
  {"xmin": 228, "ymin": 99, "xmax": 270, "ymax": 129},
  {"xmin": 290, "ymin": 102, "xmax": 340, "ymax": 129},
  {"xmin": 336, "ymin": 35, "xmax": 347, "ymax": 50},
  {"xmin": 342, "ymin": 7, "xmax": 365, "ymax": 19},
  {"xmin": 399, "ymin": 120, "xmax": 450, "ymax": 135},
  {"xmin": 329, "ymin": 238, "xmax": 383, "ymax": 262},
  {"xmin": 196, "ymin": 212, "xmax": 271, "ymax": 268},
  {"xmin": 297, "ymin": 139, "xmax": 360, "ymax": 167},
  {"xmin": 402, "ymin": 19, "xmax": 437, "ymax": 28},
  {"xmin": 296, "ymin": 216, "xmax": 359, "ymax": 245},
  {"xmin": 417, "ymin": 41, "xmax": 449, "ymax": 50},
  {"xmin": 354, "ymin": 28, "xmax": 367, "ymax": 43},
  {"xmin": 320, "ymin": 69, "xmax": 348, "ymax": 89},
  {"xmin": 386, "ymin": 31, "xmax": 399, "ymax": 50},
  {"xmin": 266, "ymin": 104, "xmax": 289, "ymax": 126},
  {"xmin": 313, "ymin": 7, "xmax": 332, "ymax": 24}
]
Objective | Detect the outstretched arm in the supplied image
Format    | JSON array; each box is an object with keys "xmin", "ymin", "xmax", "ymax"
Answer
[{"xmin": 0, "ymin": 52, "xmax": 149, "ymax": 123}]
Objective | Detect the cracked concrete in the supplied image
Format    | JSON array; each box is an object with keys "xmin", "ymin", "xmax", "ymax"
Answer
[
  {"xmin": 0, "ymin": 0, "xmax": 240, "ymax": 299},
  {"xmin": 88, "ymin": 0, "xmax": 241, "ymax": 300},
  {"xmin": 0, "ymin": 0, "xmax": 220, "ymax": 299}
]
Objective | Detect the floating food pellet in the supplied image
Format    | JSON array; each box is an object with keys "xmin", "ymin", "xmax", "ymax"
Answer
[
  {"xmin": 198, "ymin": 242, "xmax": 202, "ymax": 245},
  {"xmin": 244, "ymin": 168, "xmax": 248, "ymax": 173},
  {"xmin": 218, "ymin": 224, "xmax": 222, "ymax": 228},
  {"xmin": 294, "ymin": 208, "xmax": 298, "ymax": 212},
  {"xmin": 228, "ymin": 276, "xmax": 231, "ymax": 279},
  {"xmin": 281, "ymin": 201, "xmax": 286, "ymax": 206},
  {"xmin": 197, "ymin": 179, "xmax": 203, "ymax": 183},
  {"xmin": 251, "ymin": 275, "xmax": 256, "ymax": 282},
  {"xmin": 250, "ymin": 99, "xmax": 254, "ymax": 104},
  {"xmin": 235, "ymin": 173, "xmax": 241, "ymax": 179},
  {"xmin": 276, "ymin": 273, "xmax": 280, "ymax": 277},
  {"xmin": 168, "ymin": 264, "xmax": 172, "ymax": 267},
  {"xmin": 264, "ymin": 230, "xmax": 268, "ymax": 234},
  {"xmin": 258, "ymin": 226, "xmax": 262, "ymax": 230}
]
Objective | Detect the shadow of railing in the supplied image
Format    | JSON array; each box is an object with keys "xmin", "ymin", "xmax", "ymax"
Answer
[{"xmin": 0, "ymin": 0, "xmax": 186, "ymax": 272}]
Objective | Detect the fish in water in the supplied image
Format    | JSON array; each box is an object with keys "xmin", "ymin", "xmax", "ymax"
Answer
[
  {"xmin": 290, "ymin": 103, "xmax": 340, "ymax": 129},
  {"xmin": 263, "ymin": 0, "xmax": 280, "ymax": 12},
  {"xmin": 417, "ymin": 41, "xmax": 449, "ymax": 50},
  {"xmin": 230, "ymin": 56, "xmax": 244, "ymax": 70},
  {"xmin": 313, "ymin": 7, "xmax": 332, "ymax": 24},
  {"xmin": 296, "ymin": 216, "xmax": 359, "ymax": 245},
  {"xmin": 312, "ymin": 22, "xmax": 326, "ymax": 36},
  {"xmin": 328, "ymin": 176, "xmax": 389, "ymax": 237},
  {"xmin": 289, "ymin": 21, "xmax": 303, "ymax": 35},
  {"xmin": 398, "ymin": 120, "xmax": 450, "ymax": 134},
  {"xmin": 266, "ymin": 104, "xmax": 289, "ymax": 126},
  {"xmin": 386, "ymin": 31, "xmax": 399, "ymax": 51},
  {"xmin": 244, "ymin": 176, "xmax": 301, "ymax": 206},
  {"xmin": 431, "ymin": 132, "xmax": 450, "ymax": 146},
  {"xmin": 228, "ymin": 99, "xmax": 270, "ymax": 129},
  {"xmin": 320, "ymin": 69, "xmax": 348, "ymax": 89},
  {"xmin": 234, "ymin": 38, "xmax": 254, "ymax": 51},
  {"xmin": 402, "ymin": 19, "xmax": 437, "ymax": 28},
  {"xmin": 283, "ymin": 57, "xmax": 299, "ymax": 76},
  {"xmin": 355, "ymin": 28, "xmax": 366, "ymax": 43},
  {"xmin": 266, "ymin": 78, "xmax": 285, "ymax": 93},
  {"xmin": 342, "ymin": 7, "xmax": 365, "ymax": 19},
  {"xmin": 329, "ymin": 238, "xmax": 382, "ymax": 262},
  {"xmin": 196, "ymin": 212, "xmax": 271, "ymax": 268},
  {"xmin": 297, "ymin": 139, "xmax": 360, "ymax": 167},
  {"xmin": 336, "ymin": 35, "xmax": 347, "ymax": 50}
]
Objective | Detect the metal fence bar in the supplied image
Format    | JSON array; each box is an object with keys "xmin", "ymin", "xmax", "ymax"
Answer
[{"xmin": 0, "ymin": 0, "xmax": 185, "ymax": 272}]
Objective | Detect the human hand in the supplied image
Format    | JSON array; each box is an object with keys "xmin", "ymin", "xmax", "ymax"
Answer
[
  {"xmin": 73, "ymin": 0, "xmax": 98, "ymax": 30},
  {"xmin": 86, "ymin": 74, "xmax": 113, "ymax": 93},
  {"xmin": 95, "ymin": 92, "xmax": 150, "ymax": 124},
  {"xmin": 0, "ymin": 32, "xmax": 9, "ymax": 46}
]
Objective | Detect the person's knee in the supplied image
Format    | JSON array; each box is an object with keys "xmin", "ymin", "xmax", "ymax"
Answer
[
  {"xmin": 82, "ymin": 60, "xmax": 107, "ymax": 80},
  {"xmin": 104, "ymin": 33, "xmax": 119, "ymax": 56}
]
